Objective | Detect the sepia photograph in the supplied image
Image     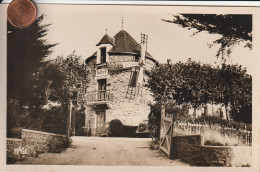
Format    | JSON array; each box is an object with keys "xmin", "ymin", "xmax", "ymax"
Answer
[{"xmin": 1, "ymin": 3, "xmax": 259, "ymax": 170}]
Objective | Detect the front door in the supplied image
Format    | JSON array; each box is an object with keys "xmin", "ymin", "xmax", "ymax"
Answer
[{"xmin": 96, "ymin": 111, "xmax": 106, "ymax": 135}]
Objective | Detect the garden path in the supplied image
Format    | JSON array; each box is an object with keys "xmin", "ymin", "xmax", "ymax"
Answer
[{"xmin": 17, "ymin": 136, "xmax": 189, "ymax": 166}]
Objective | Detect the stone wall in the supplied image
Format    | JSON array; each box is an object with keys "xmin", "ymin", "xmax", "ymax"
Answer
[
  {"xmin": 22, "ymin": 129, "xmax": 66, "ymax": 153},
  {"xmin": 7, "ymin": 129, "xmax": 66, "ymax": 163},
  {"xmin": 171, "ymin": 135, "xmax": 252, "ymax": 167},
  {"xmin": 7, "ymin": 138, "xmax": 23, "ymax": 162}
]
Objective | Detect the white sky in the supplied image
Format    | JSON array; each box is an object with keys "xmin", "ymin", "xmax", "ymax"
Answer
[{"xmin": 38, "ymin": 5, "xmax": 254, "ymax": 74}]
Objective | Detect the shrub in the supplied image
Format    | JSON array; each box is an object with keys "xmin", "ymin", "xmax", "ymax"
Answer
[
  {"xmin": 202, "ymin": 125, "xmax": 240, "ymax": 146},
  {"xmin": 109, "ymin": 119, "xmax": 124, "ymax": 137},
  {"xmin": 148, "ymin": 102, "xmax": 189, "ymax": 140}
]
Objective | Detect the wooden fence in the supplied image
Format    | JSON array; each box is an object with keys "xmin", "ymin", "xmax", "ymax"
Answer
[
  {"xmin": 173, "ymin": 121, "xmax": 252, "ymax": 146},
  {"xmin": 159, "ymin": 105, "xmax": 252, "ymax": 158}
]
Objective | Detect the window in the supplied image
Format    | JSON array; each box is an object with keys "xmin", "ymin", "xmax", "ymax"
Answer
[{"xmin": 100, "ymin": 47, "xmax": 106, "ymax": 64}]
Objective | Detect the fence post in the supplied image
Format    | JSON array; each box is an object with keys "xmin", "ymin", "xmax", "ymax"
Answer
[
  {"xmin": 159, "ymin": 104, "xmax": 165, "ymax": 149},
  {"xmin": 169, "ymin": 116, "xmax": 174, "ymax": 159}
]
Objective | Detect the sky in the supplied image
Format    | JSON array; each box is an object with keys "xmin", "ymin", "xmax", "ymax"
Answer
[{"xmin": 37, "ymin": 5, "xmax": 254, "ymax": 74}]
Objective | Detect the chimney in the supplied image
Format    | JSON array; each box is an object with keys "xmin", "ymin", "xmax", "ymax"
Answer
[
  {"xmin": 140, "ymin": 33, "xmax": 148, "ymax": 63},
  {"xmin": 137, "ymin": 34, "xmax": 148, "ymax": 86}
]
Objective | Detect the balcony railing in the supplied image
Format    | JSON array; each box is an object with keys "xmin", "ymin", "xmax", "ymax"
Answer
[{"xmin": 86, "ymin": 90, "xmax": 113, "ymax": 105}]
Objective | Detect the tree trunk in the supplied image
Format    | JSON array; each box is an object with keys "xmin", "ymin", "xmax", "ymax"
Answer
[
  {"xmin": 225, "ymin": 104, "xmax": 230, "ymax": 121},
  {"xmin": 204, "ymin": 105, "xmax": 208, "ymax": 116},
  {"xmin": 193, "ymin": 107, "xmax": 197, "ymax": 118},
  {"xmin": 66, "ymin": 99, "xmax": 72, "ymax": 146},
  {"xmin": 71, "ymin": 109, "xmax": 75, "ymax": 136}
]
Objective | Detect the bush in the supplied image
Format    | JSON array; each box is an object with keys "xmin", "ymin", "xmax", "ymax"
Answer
[
  {"xmin": 109, "ymin": 119, "xmax": 124, "ymax": 137},
  {"xmin": 202, "ymin": 125, "xmax": 240, "ymax": 146}
]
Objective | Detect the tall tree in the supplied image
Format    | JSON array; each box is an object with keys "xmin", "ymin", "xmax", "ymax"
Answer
[
  {"xmin": 216, "ymin": 64, "xmax": 252, "ymax": 122},
  {"xmin": 52, "ymin": 52, "xmax": 90, "ymax": 139},
  {"xmin": 7, "ymin": 15, "xmax": 56, "ymax": 134},
  {"xmin": 162, "ymin": 14, "xmax": 252, "ymax": 59},
  {"xmin": 7, "ymin": 15, "xmax": 57, "ymax": 106}
]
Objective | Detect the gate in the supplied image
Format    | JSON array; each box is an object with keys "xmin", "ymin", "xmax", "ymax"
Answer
[{"xmin": 159, "ymin": 105, "xmax": 173, "ymax": 158}]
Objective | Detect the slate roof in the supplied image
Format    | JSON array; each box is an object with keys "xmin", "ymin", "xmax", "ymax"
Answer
[
  {"xmin": 86, "ymin": 30, "xmax": 156, "ymax": 64},
  {"xmin": 96, "ymin": 34, "xmax": 115, "ymax": 46},
  {"xmin": 108, "ymin": 30, "xmax": 152, "ymax": 58}
]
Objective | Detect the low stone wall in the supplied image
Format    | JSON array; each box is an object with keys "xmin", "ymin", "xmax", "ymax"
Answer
[
  {"xmin": 7, "ymin": 138, "xmax": 23, "ymax": 162},
  {"xmin": 7, "ymin": 129, "xmax": 66, "ymax": 163},
  {"xmin": 171, "ymin": 135, "xmax": 252, "ymax": 167}
]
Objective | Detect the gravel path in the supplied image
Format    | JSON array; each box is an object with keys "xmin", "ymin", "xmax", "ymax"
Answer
[{"xmin": 17, "ymin": 136, "xmax": 189, "ymax": 166}]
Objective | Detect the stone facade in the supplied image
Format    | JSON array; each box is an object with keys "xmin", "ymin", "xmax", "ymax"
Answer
[
  {"xmin": 84, "ymin": 30, "xmax": 157, "ymax": 136},
  {"xmin": 85, "ymin": 56, "xmax": 155, "ymax": 136},
  {"xmin": 6, "ymin": 129, "xmax": 66, "ymax": 163},
  {"xmin": 106, "ymin": 70, "xmax": 153, "ymax": 126},
  {"xmin": 171, "ymin": 135, "xmax": 252, "ymax": 167},
  {"xmin": 188, "ymin": 103, "xmax": 228, "ymax": 119}
]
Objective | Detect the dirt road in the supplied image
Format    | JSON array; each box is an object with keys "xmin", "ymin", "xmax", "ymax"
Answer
[{"xmin": 17, "ymin": 137, "xmax": 188, "ymax": 166}]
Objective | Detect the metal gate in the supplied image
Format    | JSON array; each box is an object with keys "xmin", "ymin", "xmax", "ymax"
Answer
[{"xmin": 159, "ymin": 105, "xmax": 173, "ymax": 158}]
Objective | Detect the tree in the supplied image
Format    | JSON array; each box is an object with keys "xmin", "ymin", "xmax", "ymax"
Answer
[
  {"xmin": 147, "ymin": 60, "xmax": 252, "ymax": 123},
  {"xmin": 162, "ymin": 14, "xmax": 252, "ymax": 59},
  {"xmin": 7, "ymin": 15, "xmax": 57, "ymax": 106},
  {"xmin": 7, "ymin": 15, "xmax": 57, "ymax": 134},
  {"xmin": 22, "ymin": 52, "xmax": 90, "ymax": 136},
  {"xmin": 216, "ymin": 64, "xmax": 252, "ymax": 122},
  {"xmin": 52, "ymin": 52, "xmax": 90, "ymax": 140}
]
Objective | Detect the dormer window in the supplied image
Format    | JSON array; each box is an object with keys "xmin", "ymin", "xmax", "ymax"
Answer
[{"xmin": 100, "ymin": 47, "xmax": 106, "ymax": 64}]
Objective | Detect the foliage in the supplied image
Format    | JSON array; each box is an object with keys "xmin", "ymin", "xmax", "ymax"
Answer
[
  {"xmin": 147, "ymin": 60, "xmax": 252, "ymax": 123},
  {"xmin": 7, "ymin": 15, "xmax": 57, "ymax": 133},
  {"xmin": 203, "ymin": 128, "xmax": 240, "ymax": 146},
  {"xmin": 72, "ymin": 105, "xmax": 86, "ymax": 136},
  {"xmin": 148, "ymin": 102, "xmax": 189, "ymax": 140},
  {"xmin": 31, "ymin": 52, "xmax": 89, "ymax": 134},
  {"xmin": 52, "ymin": 52, "xmax": 90, "ymax": 103},
  {"xmin": 162, "ymin": 14, "xmax": 252, "ymax": 59},
  {"xmin": 7, "ymin": 15, "xmax": 57, "ymax": 105},
  {"xmin": 214, "ymin": 63, "xmax": 252, "ymax": 121},
  {"xmin": 109, "ymin": 119, "xmax": 124, "ymax": 137},
  {"xmin": 182, "ymin": 116, "xmax": 252, "ymax": 131},
  {"xmin": 8, "ymin": 35, "xmax": 89, "ymax": 135}
]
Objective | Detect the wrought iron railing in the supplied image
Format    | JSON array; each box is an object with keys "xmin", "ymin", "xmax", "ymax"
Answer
[{"xmin": 85, "ymin": 90, "xmax": 113, "ymax": 104}]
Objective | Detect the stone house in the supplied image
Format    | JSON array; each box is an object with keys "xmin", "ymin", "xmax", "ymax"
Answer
[{"xmin": 84, "ymin": 29, "xmax": 158, "ymax": 136}]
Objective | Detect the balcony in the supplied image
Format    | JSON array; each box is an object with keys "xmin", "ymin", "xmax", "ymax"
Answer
[{"xmin": 85, "ymin": 90, "xmax": 113, "ymax": 106}]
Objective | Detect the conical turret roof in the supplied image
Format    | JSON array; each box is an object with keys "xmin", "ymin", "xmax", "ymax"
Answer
[
  {"xmin": 86, "ymin": 29, "xmax": 156, "ymax": 64},
  {"xmin": 96, "ymin": 34, "xmax": 115, "ymax": 46},
  {"xmin": 108, "ymin": 30, "xmax": 152, "ymax": 58}
]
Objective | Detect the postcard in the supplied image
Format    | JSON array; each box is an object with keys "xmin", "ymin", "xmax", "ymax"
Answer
[{"xmin": 0, "ymin": 2, "xmax": 259, "ymax": 172}]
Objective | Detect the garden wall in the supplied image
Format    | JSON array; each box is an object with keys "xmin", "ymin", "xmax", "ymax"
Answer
[
  {"xmin": 7, "ymin": 129, "xmax": 66, "ymax": 163},
  {"xmin": 171, "ymin": 135, "xmax": 252, "ymax": 167}
]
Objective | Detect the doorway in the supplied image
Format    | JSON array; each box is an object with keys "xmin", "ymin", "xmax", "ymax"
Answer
[{"xmin": 96, "ymin": 111, "xmax": 106, "ymax": 136}]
